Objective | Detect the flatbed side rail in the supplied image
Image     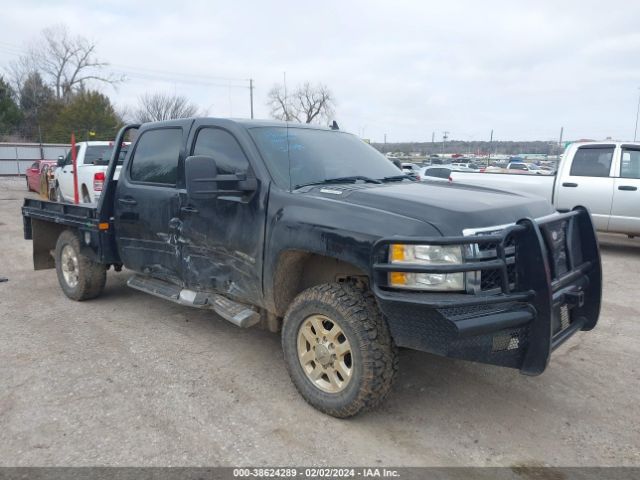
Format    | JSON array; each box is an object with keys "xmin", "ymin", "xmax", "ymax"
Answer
[
  {"xmin": 22, "ymin": 198, "xmax": 99, "ymax": 234},
  {"xmin": 22, "ymin": 198, "xmax": 122, "ymax": 267}
]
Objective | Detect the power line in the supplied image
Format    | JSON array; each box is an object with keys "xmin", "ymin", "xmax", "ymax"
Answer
[{"xmin": 111, "ymin": 62, "xmax": 250, "ymax": 85}]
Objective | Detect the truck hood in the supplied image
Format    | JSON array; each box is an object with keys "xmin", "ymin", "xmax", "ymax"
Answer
[{"xmin": 304, "ymin": 181, "xmax": 554, "ymax": 236}]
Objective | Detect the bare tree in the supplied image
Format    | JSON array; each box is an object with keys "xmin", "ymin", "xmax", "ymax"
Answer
[
  {"xmin": 9, "ymin": 24, "xmax": 122, "ymax": 102},
  {"xmin": 267, "ymin": 84, "xmax": 295, "ymax": 121},
  {"xmin": 133, "ymin": 92, "xmax": 201, "ymax": 123},
  {"xmin": 267, "ymin": 82, "xmax": 335, "ymax": 124}
]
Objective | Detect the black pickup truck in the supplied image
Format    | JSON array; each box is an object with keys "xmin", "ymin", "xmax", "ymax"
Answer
[{"xmin": 22, "ymin": 118, "xmax": 602, "ymax": 418}]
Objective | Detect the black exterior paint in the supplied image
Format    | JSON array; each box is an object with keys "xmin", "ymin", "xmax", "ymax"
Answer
[{"xmin": 22, "ymin": 118, "xmax": 602, "ymax": 375}]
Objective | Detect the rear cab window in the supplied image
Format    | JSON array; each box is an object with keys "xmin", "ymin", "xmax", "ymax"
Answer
[
  {"xmin": 569, "ymin": 146, "xmax": 615, "ymax": 177},
  {"xmin": 426, "ymin": 168, "xmax": 450, "ymax": 179},
  {"xmin": 84, "ymin": 145, "xmax": 130, "ymax": 166},
  {"xmin": 129, "ymin": 128, "xmax": 183, "ymax": 185}
]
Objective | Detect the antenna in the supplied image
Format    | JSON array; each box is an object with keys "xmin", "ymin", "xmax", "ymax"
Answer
[{"xmin": 330, "ymin": 120, "xmax": 339, "ymax": 130}]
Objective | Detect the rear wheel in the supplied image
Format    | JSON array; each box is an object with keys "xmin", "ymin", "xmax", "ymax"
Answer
[
  {"xmin": 282, "ymin": 283, "xmax": 398, "ymax": 418},
  {"xmin": 55, "ymin": 230, "xmax": 106, "ymax": 301}
]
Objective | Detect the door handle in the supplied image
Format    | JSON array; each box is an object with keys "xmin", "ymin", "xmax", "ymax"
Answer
[
  {"xmin": 618, "ymin": 185, "xmax": 638, "ymax": 191},
  {"xmin": 562, "ymin": 182, "xmax": 578, "ymax": 187},
  {"xmin": 118, "ymin": 197, "xmax": 137, "ymax": 205},
  {"xmin": 180, "ymin": 206, "xmax": 199, "ymax": 214}
]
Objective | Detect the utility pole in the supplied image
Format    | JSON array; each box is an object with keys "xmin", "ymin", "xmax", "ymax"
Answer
[
  {"xmin": 558, "ymin": 126, "xmax": 564, "ymax": 146},
  {"xmin": 249, "ymin": 78, "xmax": 254, "ymax": 119},
  {"xmin": 558, "ymin": 126, "xmax": 564, "ymax": 156},
  {"xmin": 442, "ymin": 131, "xmax": 449, "ymax": 155},
  {"xmin": 634, "ymin": 87, "xmax": 640, "ymax": 142},
  {"xmin": 488, "ymin": 129, "xmax": 493, "ymax": 166}
]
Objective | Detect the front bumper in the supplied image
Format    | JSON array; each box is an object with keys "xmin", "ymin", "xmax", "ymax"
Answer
[{"xmin": 371, "ymin": 209, "xmax": 602, "ymax": 375}]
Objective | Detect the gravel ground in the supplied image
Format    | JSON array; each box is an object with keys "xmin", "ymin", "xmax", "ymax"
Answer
[{"xmin": 0, "ymin": 176, "xmax": 638, "ymax": 467}]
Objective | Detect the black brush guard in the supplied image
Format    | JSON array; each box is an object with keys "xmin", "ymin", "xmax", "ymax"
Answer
[{"xmin": 371, "ymin": 208, "xmax": 602, "ymax": 375}]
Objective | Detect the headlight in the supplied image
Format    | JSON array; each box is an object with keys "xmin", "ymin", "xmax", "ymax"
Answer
[{"xmin": 389, "ymin": 244, "xmax": 465, "ymax": 291}]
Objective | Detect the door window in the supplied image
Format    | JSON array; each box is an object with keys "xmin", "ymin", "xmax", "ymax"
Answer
[
  {"xmin": 620, "ymin": 149, "xmax": 640, "ymax": 179},
  {"xmin": 192, "ymin": 128, "xmax": 249, "ymax": 174},
  {"xmin": 569, "ymin": 147, "xmax": 614, "ymax": 177},
  {"xmin": 130, "ymin": 128, "xmax": 182, "ymax": 184},
  {"xmin": 64, "ymin": 147, "xmax": 80, "ymax": 166}
]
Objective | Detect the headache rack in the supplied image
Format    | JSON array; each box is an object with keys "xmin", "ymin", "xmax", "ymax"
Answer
[{"xmin": 371, "ymin": 208, "xmax": 602, "ymax": 375}]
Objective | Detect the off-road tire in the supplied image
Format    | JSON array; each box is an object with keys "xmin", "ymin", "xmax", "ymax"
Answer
[
  {"xmin": 282, "ymin": 283, "xmax": 398, "ymax": 418},
  {"xmin": 55, "ymin": 230, "xmax": 106, "ymax": 301}
]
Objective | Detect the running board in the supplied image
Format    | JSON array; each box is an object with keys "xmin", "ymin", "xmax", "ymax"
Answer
[{"xmin": 127, "ymin": 275, "xmax": 260, "ymax": 328}]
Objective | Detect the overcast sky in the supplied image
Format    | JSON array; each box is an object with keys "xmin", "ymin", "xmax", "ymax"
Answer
[{"xmin": 2, "ymin": 0, "xmax": 640, "ymax": 142}]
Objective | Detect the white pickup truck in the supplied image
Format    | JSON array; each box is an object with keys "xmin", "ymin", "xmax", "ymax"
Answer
[
  {"xmin": 54, "ymin": 141, "xmax": 129, "ymax": 204},
  {"xmin": 450, "ymin": 141, "xmax": 640, "ymax": 236}
]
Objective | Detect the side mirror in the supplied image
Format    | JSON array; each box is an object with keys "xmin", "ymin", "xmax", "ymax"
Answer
[
  {"xmin": 185, "ymin": 155, "xmax": 257, "ymax": 200},
  {"xmin": 57, "ymin": 156, "xmax": 65, "ymax": 168}
]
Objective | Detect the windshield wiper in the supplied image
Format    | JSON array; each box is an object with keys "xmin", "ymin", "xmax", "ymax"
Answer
[
  {"xmin": 294, "ymin": 176, "xmax": 383, "ymax": 189},
  {"xmin": 380, "ymin": 174, "xmax": 413, "ymax": 182}
]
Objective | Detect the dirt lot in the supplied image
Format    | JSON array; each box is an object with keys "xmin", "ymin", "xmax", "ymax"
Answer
[{"xmin": 0, "ymin": 176, "xmax": 638, "ymax": 467}]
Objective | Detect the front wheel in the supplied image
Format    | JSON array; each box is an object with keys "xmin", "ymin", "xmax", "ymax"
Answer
[
  {"xmin": 282, "ymin": 283, "xmax": 398, "ymax": 418},
  {"xmin": 55, "ymin": 230, "xmax": 106, "ymax": 301}
]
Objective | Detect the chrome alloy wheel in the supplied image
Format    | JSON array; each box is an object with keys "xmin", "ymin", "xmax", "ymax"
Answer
[
  {"xmin": 60, "ymin": 244, "xmax": 79, "ymax": 288},
  {"xmin": 297, "ymin": 314, "xmax": 353, "ymax": 393}
]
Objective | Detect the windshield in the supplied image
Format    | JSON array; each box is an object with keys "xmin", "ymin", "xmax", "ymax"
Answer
[{"xmin": 249, "ymin": 127, "xmax": 402, "ymax": 190}]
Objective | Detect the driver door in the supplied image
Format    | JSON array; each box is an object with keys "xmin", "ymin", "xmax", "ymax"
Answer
[{"xmin": 179, "ymin": 121, "xmax": 265, "ymax": 305}]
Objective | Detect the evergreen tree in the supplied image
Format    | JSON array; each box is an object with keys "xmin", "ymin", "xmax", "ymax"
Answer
[
  {"xmin": 48, "ymin": 90, "xmax": 122, "ymax": 143},
  {"xmin": 19, "ymin": 72, "xmax": 59, "ymax": 142},
  {"xmin": 0, "ymin": 76, "xmax": 23, "ymax": 139}
]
